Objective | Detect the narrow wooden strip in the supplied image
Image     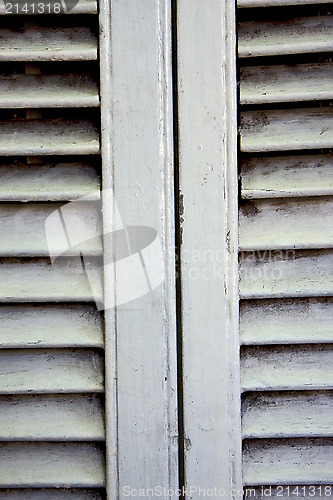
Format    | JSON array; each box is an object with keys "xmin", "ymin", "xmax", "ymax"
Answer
[
  {"xmin": 241, "ymin": 155, "xmax": 333, "ymax": 199},
  {"xmin": 0, "ymin": 163, "xmax": 100, "ymax": 202},
  {"xmin": 0, "ymin": 0, "xmax": 97, "ymax": 14},
  {"xmin": 240, "ymin": 298, "xmax": 333, "ymax": 345},
  {"xmin": 240, "ymin": 63, "xmax": 333, "ymax": 105},
  {"xmin": 0, "ymin": 443, "xmax": 105, "ymax": 488},
  {"xmin": 238, "ymin": 16, "xmax": 333, "ymax": 58},
  {"xmin": 243, "ymin": 438, "xmax": 333, "ymax": 485},
  {"xmin": 238, "ymin": 0, "xmax": 332, "ymax": 6},
  {"xmin": 0, "ymin": 28, "xmax": 97, "ymax": 61},
  {"xmin": 0, "ymin": 394, "xmax": 105, "ymax": 440},
  {"xmin": 239, "ymin": 250, "xmax": 333, "ymax": 299},
  {"xmin": 242, "ymin": 391, "xmax": 333, "ymax": 438},
  {"xmin": 0, "ymin": 120, "xmax": 99, "ymax": 156},
  {"xmin": 0, "ymin": 203, "xmax": 102, "ymax": 257},
  {"xmin": 239, "ymin": 198, "xmax": 333, "ymax": 251},
  {"xmin": 0, "ymin": 74, "xmax": 99, "ymax": 108},
  {"xmin": 0, "ymin": 304, "xmax": 103, "ymax": 348},
  {"xmin": 0, "ymin": 491, "xmax": 104, "ymax": 499},
  {"xmin": 244, "ymin": 486, "xmax": 333, "ymax": 500},
  {"xmin": 240, "ymin": 108, "xmax": 333, "ymax": 153},
  {"xmin": 0, "ymin": 258, "xmax": 103, "ymax": 303},
  {"xmin": 241, "ymin": 344, "xmax": 333, "ymax": 392},
  {"xmin": 0, "ymin": 348, "xmax": 104, "ymax": 394}
]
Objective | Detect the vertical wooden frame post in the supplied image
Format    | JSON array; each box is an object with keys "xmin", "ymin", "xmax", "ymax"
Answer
[
  {"xmin": 100, "ymin": 1, "xmax": 178, "ymax": 498},
  {"xmin": 177, "ymin": 1, "xmax": 242, "ymax": 496}
]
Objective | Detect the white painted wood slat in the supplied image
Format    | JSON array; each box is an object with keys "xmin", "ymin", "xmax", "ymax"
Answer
[
  {"xmin": 0, "ymin": 74, "xmax": 99, "ymax": 108},
  {"xmin": 0, "ymin": 349, "xmax": 104, "ymax": 393},
  {"xmin": 240, "ymin": 108, "xmax": 333, "ymax": 153},
  {"xmin": 0, "ymin": 304, "xmax": 103, "ymax": 348},
  {"xmin": 239, "ymin": 198, "xmax": 333, "ymax": 251},
  {"xmin": 0, "ymin": 443, "xmax": 105, "ymax": 488},
  {"xmin": 240, "ymin": 298, "xmax": 333, "ymax": 345},
  {"xmin": 239, "ymin": 250, "xmax": 333, "ymax": 299},
  {"xmin": 0, "ymin": 258, "xmax": 103, "ymax": 302},
  {"xmin": 242, "ymin": 391, "xmax": 333, "ymax": 438},
  {"xmin": 238, "ymin": 0, "xmax": 332, "ymax": 6},
  {"xmin": 0, "ymin": 163, "xmax": 100, "ymax": 202},
  {"xmin": 0, "ymin": 491, "xmax": 104, "ymax": 499},
  {"xmin": 243, "ymin": 438, "xmax": 333, "ymax": 485},
  {"xmin": 240, "ymin": 63, "xmax": 333, "ymax": 105},
  {"xmin": 0, "ymin": 0, "xmax": 97, "ymax": 14},
  {"xmin": 241, "ymin": 155, "xmax": 333, "ymax": 199},
  {"xmin": 0, "ymin": 394, "xmax": 105, "ymax": 441},
  {"xmin": 0, "ymin": 28, "xmax": 97, "ymax": 61},
  {"xmin": 0, "ymin": 120, "xmax": 99, "ymax": 156},
  {"xmin": 238, "ymin": 16, "xmax": 333, "ymax": 58},
  {"xmin": 241, "ymin": 345, "xmax": 333, "ymax": 392}
]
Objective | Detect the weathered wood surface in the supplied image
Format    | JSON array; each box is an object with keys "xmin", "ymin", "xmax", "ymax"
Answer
[
  {"xmin": 239, "ymin": 198, "xmax": 333, "ymax": 250},
  {"xmin": 240, "ymin": 108, "xmax": 333, "ymax": 152},
  {"xmin": 0, "ymin": 28, "xmax": 97, "ymax": 61},
  {"xmin": 0, "ymin": 74, "xmax": 99, "ymax": 108},
  {"xmin": 241, "ymin": 344, "xmax": 333, "ymax": 391},
  {"xmin": 244, "ymin": 487, "xmax": 333, "ymax": 500},
  {"xmin": 240, "ymin": 63, "xmax": 333, "ymax": 104},
  {"xmin": 0, "ymin": 394, "xmax": 105, "ymax": 440},
  {"xmin": 0, "ymin": 443, "xmax": 105, "ymax": 488},
  {"xmin": 0, "ymin": 304, "xmax": 103, "ymax": 348},
  {"xmin": 0, "ymin": 0, "xmax": 97, "ymax": 14},
  {"xmin": 242, "ymin": 391, "xmax": 333, "ymax": 438},
  {"xmin": 238, "ymin": 0, "xmax": 332, "ymax": 6},
  {"xmin": 0, "ymin": 491, "xmax": 104, "ymax": 499},
  {"xmin": 0, "ymin": 258, "xmax": 103, "ymax": 302},
  {"xmin": 0, "ymin": 349, "xmax": 104, "ymax": 393},
  {"xmin": 239, "ymin": 250, "xmax": 333, "ymax": 299},
  {"xmin": 0, "ymin": 120, "xmax": 99, "ymax": 156},
  {"xmin": 240, "ymin": 298, "xmax": 333, "ymax": 345},
  {"xmin": 241, "ymin": 155, "xmax": 333, "ymax": 199},
  {"xmin": 238, "ymin": 16, "xmax": 333, "ymax": 58},
  {"xmin": 243, "ymin": 438, "xmax": 333, "ymax": 485},
  {"xmin": 0, "ymin": 163, "xmax": 100, "ymax": 202}
]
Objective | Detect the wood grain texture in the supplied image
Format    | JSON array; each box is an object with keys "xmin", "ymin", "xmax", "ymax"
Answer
[
  {"xmin": 0, "ymin": 120, "xmax": 99, "ymax": 156},
  {"xmin": 0, "ymin": 443, "xmax": 105, "ymax": 488},
  {"xmin": 241, "ymin": 155, "xmax": 333, "ymax": 199},
  {"xmin": 243, "ymin": 438, "xmax": 333, "ymax": 485},
  {"xmin": 0, "ymin": 74, "xmax": 99, "ymax": 108},
  {"xmin": 240, "ymin": 108, "xmax": 333, "ymax": 153},
  {"xmin": 240, "ymin": 63, "xmax": 333, "ymax": 104},
  {"xmin": 242, "ymin": 391, "xmax": 333, "ymax": 438},
  {"xmin": 238, "ymin": 16, "xmax": 333, "ymax": 58},
  {"xmin": 240, "ymin": 298, "xmax": 333, "ymax": 345},
  {"xmin": 0, "ymin": 304, "xmax": 103, "ymax": 348},
  {"xmin": 0, "ymin": 491, "xmax": 103, "ymax": 499},
  {"xmin": 0, "ymin": 349, "xmax": 104, "ymax": 393},
  {"xmin": 239, "ymin": 198, "xmax": 333, "ymax": 251},
  {"xmin": 239, "ymin": 250, "xmax": 333, "ymax": 299},
  {"xmin": 0, "ymin": 394, "xmax": 105, "ymax": 440},
  {"xmin": 241, "ymin": 344, "xmax": 333, "ymax": 392},
  {"xmin": 0, "ymin": 28, "xmax": 97, "ymax": 61}
]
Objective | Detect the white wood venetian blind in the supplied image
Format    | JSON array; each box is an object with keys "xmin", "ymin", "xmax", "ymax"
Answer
[
  {"xmin": 0, "ymin": 4, "xmax": 106, "ymax": 498},
  {"xmin": 238, "ymin": 1, "xmax": 333, "ymax": 496}
]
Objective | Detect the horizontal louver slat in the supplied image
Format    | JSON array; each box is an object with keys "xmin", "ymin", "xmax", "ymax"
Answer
[
  {"xmin": 0, "ymin": 491, "xmax": 104, "ymax": 499},
  {"xmin": 240, "ymin": 108, "xmax": 333, "ymax": 153},
  {"xmin": 243, "ymin": 438, "xmax": 333, "ymax": 485},
  {"xmin": 0, "ymin": 75, "xmax": 99, "ymax": 108},
  {"xmin": 0, "ymin": 349, "xmax": 104, "ymax": 393},
  {"xmin": 241, "ymin": 155, "xmax": 333, "ymax": 199},
  {"xmin": 0, "ymin": 28, "xmax": 97, "ymax": 61},
  {"xmin": 0, "ymin": 120, "xmax": 99, "ymax": 156},
  {"xmin": 0, "ymin": 443, "xmax": 105, "ymax": 488},
  {"xmin": 240, "ymin": 63, "xmax": 333, "ymax": 105},
  {"xmin": 0, "ymin": 304, "xmax": 103, "ymax": 348},
  {"xmin": 0, "ymin": 0, "xmax": 97, "ymax": 14},
  {"xmin": 0, "ymin": 394, "xmax": 105, "ymax": 440},
  {"xmin": 242, "ymin": 391, "xmax": 333, "ymax": 438},
  {"xmin": 0, "ymin": 163, "xmax": 100, "ymax": 202},
  {"xmin": 0, "ymin": 258, "xmax": 103, "ymax": 302},
  {"xmin": 238, "ymin": 0, "xmax": 332, "ymax": 6},
  {"xmin": 238, "ymin": 16, "xmax": 333, "ymax": 58},
  {"xmin": 241, "ymin": 345, "xmax": 333, "ymax": 392},
  {"xmin": 240, "ymin": 298, "xmax": 333, "ymax": 345},
  {"xmin": 239, "ymin": 198, "xmax": 333, "ymax": 251}
]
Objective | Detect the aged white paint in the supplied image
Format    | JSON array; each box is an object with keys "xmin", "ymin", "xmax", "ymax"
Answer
[
  {"xmin": 0, "ymin": 0, "xmax": 97, "ymax": 13},
  {"xmin": 177, "ymin": 0, "xmax": 242, "ymax": 495},
  {"xmin": 238, "ymin": 0, "xmax": 332, "ymax": 5}
]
